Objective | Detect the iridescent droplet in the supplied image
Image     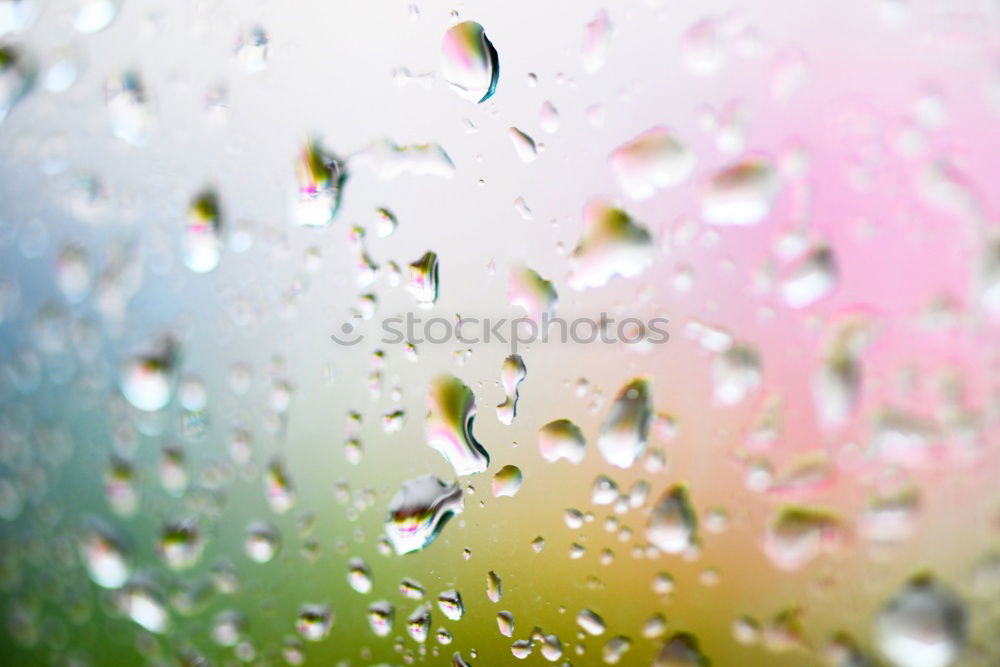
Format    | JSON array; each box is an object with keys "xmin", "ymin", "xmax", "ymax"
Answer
[
  {"xmin": 293, "ymin": 138, "xmax": 345, "ymax": 227},
  {"xmin": 297, "ymin": 603, "xmax": 333, "ymax": 641},
  {"xmin": 407, "ymin": 251, "xmax": 440, "ymax": 309},
  {"xmin": 182, "ymin": 191, "xmax": 223, "ymax": 273},
  {"xmin": 491, "ymin": 465, "xmax": 523, "ymax": 498},
  {"xmin": 496, "ymin": 354, "xmax": 527, "ymax": 425},
  {"xmin": 245, "ymin": 521, "xmax": 280, "ymax": 563},
  {"xmin": 384, "ymin": 474, "xmax": 464, "ymax": 555},
  {"xmin": 437, "ymin": 590, "xmax": 464, "ymax": 621},
  {"xmin": 426, "ymin": 374, "xmax": 489, "ymax": 476},
  {"xmin": 367, "ymin": 600, "xmax": 394, "ymax": 637},
  {"xmin": 441, "ymin": 21, "xmax": 499, "ymax": 103},
  {"xmin": 486, "ymin": 570, "xmax": 502, "ymax": 602},
  {"xmin": 406, "ymin": 604, "xmax": 432, "ymax": 643},
  {"xmin": 508, "ymin": 127, "xmax": 537, "ymax": 162},
  {"xmin": 509, "ymin": 265, "xmax": 558, "ymax": 323}
]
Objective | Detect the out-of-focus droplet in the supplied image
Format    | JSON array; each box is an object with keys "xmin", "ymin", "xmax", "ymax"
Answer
[
  {"xmin": 712, "ymin": 344, "xmax": 761, "ymax": 405},
  {"xmin": 654, "ymin": 631, "xmax": 709, "ymax": 666},
  {"xmin": 182, "ymin": 191, "xmax": 223, "ymax": 273},
  {"xmin": 647, "ymin": 485, "xmax": 697, "ymax": 554},
  {"xmin": 581, "ymin": 9, "xmax": 611, "ymax": 73},
  {"xmin": 496, "ymin": 354, "xmax": 526, "ymax": 425},
  {"xmin": 0, "ymin": 0, "xmax": 36, "ymax": 36},
  {"xmin": 508, "ymin": 127, "xmax": 537, "ymax": 162},
  {"xmin": 611, "ymin": 127, "xmax": 695, "ymax": 200},
  {"xmin": 538, "ymin": 419, "xmax": 586, "ymax": 464},
  {"xmin": 407, "ymin": 604, "xmax": 432, "ymax": 643},
  {"xmin": 682, "ymin": 18, "xmax": 726, "ymax": 76},
  {"xmin": 119, "ymin": 580, "xmax": 169, "ymax": 634},
  {"xmin": 592, "ymin": 475, "xmax": 620, "ymax": 505},
  {"xmin": 597, "ymin": 377, "xmax": 653, "ymax": 469},
  {"xmin": 438, "ymin": 590, "xmax": 464, "ymax": 621},
  {"xmin": 55, "ymin": 242, "xmax": 93, "ymax": 302},
  {"xmin": 73, "ymin": 0, "xmax": 118, "ymax": 33},
  {"xmin": 492, "ymin": 465, "xmax": 523, "ymax": 498},
  {"xmin": 384, "ymin": 474, "xmax": 463, "ymax": 555},
  {"xmin": 441, "ymin": 21, "xmax": 499, "ymax": 103},
  {"xmin": 0, "ymin": 46, "xmax": 31, "ymax": 123},
  {"xmin": 264, "ymin": 458, "xmax": 297, "ymax": 514},
  {"xmin": 702, "ymin": 158, "xmax": 780, "ymax": 226},
  {"xmin": 763, "ymin": 506, "xmax": 842, "ymax": 571},
  {"xmin": 814, "ymin": 314, "xmax": 871, "ymax": 429},
  {"xmin": 157, "ymin": 519, "xmax": 206, "ymax": 570},
  {"xmin": 346, "ymin": 558, "xmax": 372, "ymax": 593},
  {"xmin": 245, "ymin": 521, "xmax": 280, "ymax": 563},
  {"xmin": 540, "ymin": 101, "xmax": 560, "ymax": 133},
  {"xmin": 297, "ymin": 603, "xmax": 333, "ymax": 641},
  {"xmin": 643, "ymin": 614, "xmax": 668, "ymax": 639},
  {"xmin": 509, "ymin": 265, "xmax": 557, "ymax": 322},
  {"xmin": 569, "ymin": 202, "xmax": 654, "ymax": 290},
  {"xmin": 78, "ymin": 519, "xmax": 129, "ymax": 589},
  {"xmin": 781, "ymin": 245, "xmax": 838, "ymax": 308},
  {"xmin": 486, "ymin": 570, "xmax": 502, "ymax": 602},
  {"xmin": 106, "ymin": 71, "xmax": 153, "ymax": 146},
  {"xmin": 234, "ymin": 24, "xmax": 268, "ymax": 72},
  {"xmin": 577, "ymin": 609, "xmax": 606, "ymax": 636},
  {"xmin": 367, "ymin": 600, "xmax": 394, "ymax": 636},
  {"xmin": 353, "ymin": 138, "xmax": 455, "ymax": 179},
  {"xmin": 407, "ymin": 251, "xmax": 440, "ymax": 309},
  {"xmin": 426, "ymin": 374, "xmax": 489, "ymax": 476},
  {"xmin": 210, "ymin": 610, "xmax": 245, "ymax": 647},
  {"xmin": 875, "ymin": 575, "xmax": 967, "ymax": 667},
  {"xmin": 121, "ymin": 337, "xmax": 179, "ymax": 412},
  {"xmin": 293, "ymin": 138, "xmax": 345, "ymax": 227},
  {"xmin": 603, "ymin": 635, "xmax": 633, "ymax": 664}
]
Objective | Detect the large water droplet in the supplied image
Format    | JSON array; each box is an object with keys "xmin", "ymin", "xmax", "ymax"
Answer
[
  {"xmin": 875, "ymin": 575, "xmax": 967, "ymax": 667},
  {"xmin": 426, "ymin": 374, "xmax": 489, "ymax": 475},
  {"xmin": 538, "ymin": 419, "xmax": 586, "ymax": 464},
  {"xmin": 441, "ymin": 21, "xmax": 499, "ymax": 103},
  {"xmin": 647, "ymin": 485, "xmax": 697, "ymax": 554},
  {"xmin": 384, "ymin": 474, "xmax": 464, "ymax": 555},
  {"xmin": 437, "ymin": 590, "xmax": 464, "ymax": 621},
  {"xmin": 406, "ymin": 604, "xmax": 432, "ymax": 643},
  {"xmin": 611, "ymin": 127, "xmax": 695, "ymax": 200},
  {"xmin": 492, "ymin": 464, "xmax": 523, "ymax": 498},
  {"xmin": 597, "ymin": 377, "xmax": 653, "ymax": 468},
  {"xmin": 702, "ymin": 157, "xmax": 780, "ymax": 226},
  {"xmin": 367, "ymin": 600, "xmax": 394, "ymax": 636},
  {"xmin": 569, "ymin": 202, "xmax": 654, "ymax": 290}
]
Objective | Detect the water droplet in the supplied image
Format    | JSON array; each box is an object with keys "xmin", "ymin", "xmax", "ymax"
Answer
[
  {"xmin": 611, "ymin": 127, "xmax": 696, "ymax": 200},
  {"xmin": 497, "ymin": 610, "xmax": 515, "ymax": 636},
  {"xmin": 296, "ymin": 603, "xmax": 333, "ymax": 641},
  {"xmin": 119, "ymin": 580, "xmax": 169, "ymax": 634},
  {"xmin": 569, "ymin": 202, "xmax": 654, "ymax": 290},
  {"xmin": 264, "ymin": 458, "xmax": 297, "ymax": 514},
  {"xmin": 234, "ymin": 24, "xmax": 268, "ymax": 72},
  {"xmin": 702, "ymin": 157, "xmax": 780, "ymax": 226},
  {"xmin": 441, "ymin": 21, "xmax": 499, "ymax": 103},
  {"xmin": 763, "ymin": 506, "xmax": 842, "ymax": 571},
  {"xmin": 592, "ymin": 475, "xmax": 620, "ymax": 505},
  {"xmin": 643, "ymin": 614, "xmax": 668, "ymax": 638},
  {"xmin": 157, "ymin": 519, "xmax": 205, "ymax": 570},
  {"xmin": 682, "ymin": 18, "xmax": 726, "ymax": 76},
  {"xmin": 577, "ymin": 609, "xmax": 606, "ymax": 636},
  {"xmin": 654, "ymin": 631, "xmax": 709, "ymax": 666},
  {"xmin": 120, "ymin": 337, "xmax": 179, "ymax": 412},
  {"xmin": 374, "ymin": 207, "xmax": 397, "ymax": 237},
  {"xmin": 509, "ymin": 265, "xmax": 558, "ymax": 323},
  {"xmin": 245, "ymin": 521, "xmax": 280, "ymax": 563},
  {"xmin": 400, "ymin": 578, "xmax": 425, "ymax": 599},
  {"xmin": 346, "ymin": 558, "xmax": 372, "ymax": 593},
  {"xmin": 407, "ymin": 251, "xmax": 440, "ymax": 309},
  {"xmin": 781, "ymin": 245, "xmax": 838, "ymax": 308},
  {"xmin": 210, "ymin": 610, "xmax": 245, "ymax": 647},
  {"xmin": 603, "ymin": 635, "xmax": 633, "ymax": 664},
  {"xmin": 73, "ymin": 0, "xmax": 118, "ymax": 34},
  {"xmin": 106, "ymin": 71, "xmax": 153, "ymax": 146},
  {"xmin": 581, "ymin": 10, "xmax": 612, "ymax": 73},
  {"xmin": 437, "ymin": 590, "xmax": 464, "ymax": 621},
  {"xmin": 875, "ymin": 575, "xmax": 967, "ymax": 667},
  {"xmin": 486, "ymin": 570, "xmax": 502, "ymax": 602},
  {"xmin": 293, "ymin": 138, "xmax": 345, "ymax": 227},
  {"xmin": 647, "ymin": 485, "xmax": 697, "ymax": 554},
  {"xmin": 77, "ymin": 519, "xmax": 129, "ymax": 589},
  {"xmin": 597, "ymin": 377, "xmax": 653, "ymax": 469},
  {"xmin": 426, "ymin": 375, "xmax": 489, "ymax": 476},
  {"xmin": 538, "ymin": 419, "xmax": 586, "ymax": 464},
  {"xmin": 0, "ymin": 1, "xmax": 37, "ymax": 36},
  {"xmin": 367, "ymin": 600, "xmax": 394, "ymax": 637},
  {"xmin": 540, "ymin": 101, "xmax": 560, "ymax": 133},
  {"xmin": 406, "ymin": 604, "xmax": 432, "ymax": 643},
  {"xmin": 354, "ymin": 138, "xmax": 455, "ymax": 179},
  {"xmin": 512, "ymin": 638, "xmax": 533, "ymax": 658},
  {"xmin": 496, "ymin": 354, "xmax": 527, "ymax": 425},
  {"xmin": 712, "ymin": 344, "xmax": 762, "ymax": 405},
  {"xmin": 384, "ymin": 474, "xmax": 464, "ymax": 555},
  {"xmin": 541, "ymin": 633, "xmax": 563, "ymax": 660},
  {"xmin": 492, "ymin": 465, "xmax": 523, "ymax": 498},
  {"xmin": 508, "ymin": 127, "xmax": 537, "ymax": 163},
  {"xmin": 0, "ymin": 46, "xmax": 31, "ymax": 123},
  {"xmin": 55, "ymin": 242, "xmax": 92, "ymax": 302},
  {"xmin": 183, "ymin": 190, "xmax": 223, "ymax": 273}
]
